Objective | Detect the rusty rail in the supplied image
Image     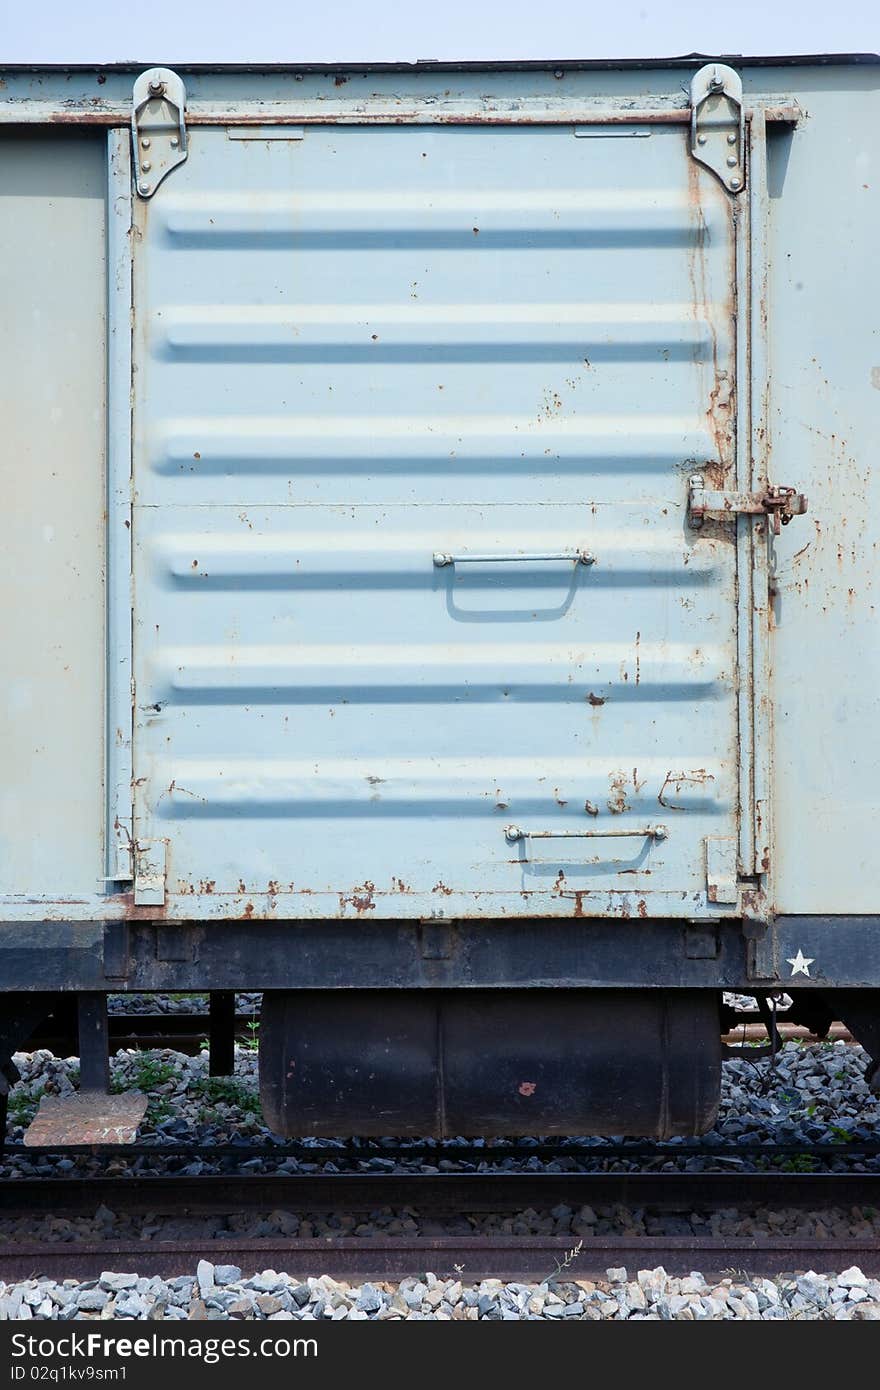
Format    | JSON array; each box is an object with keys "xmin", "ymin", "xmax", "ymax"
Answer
[
  {"xmin": 20, "ymin": 1012, "xmax": 855, "ymax": 1059},
  {"xmin": 0, "ymin": 1170, "xmax": 878, "ymax": 1281}
]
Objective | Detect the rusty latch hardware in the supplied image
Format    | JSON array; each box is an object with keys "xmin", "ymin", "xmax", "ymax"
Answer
[
  {"xmin": 688, "ymin": 476, "xmax": 808, "ymax": 535},
  {"xmin": 689, "ymin": 63, "xmax": 745, "ymax": 194},
  {"xmin": 132, "ymin": 68, "xmax": 187, "ymax": 198},
  {"xmin": 133, "ymin": 839, "xmax": 167, "ymax": 906}
]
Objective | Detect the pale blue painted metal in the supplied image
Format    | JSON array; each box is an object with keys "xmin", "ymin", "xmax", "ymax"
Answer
[
  {"xmin": 0, "ymin": 60, "xmax": 876, "ymax": 924},
  {"xmin": 130, "ymin": 121, "xmax": 740, "ymax": 918}
]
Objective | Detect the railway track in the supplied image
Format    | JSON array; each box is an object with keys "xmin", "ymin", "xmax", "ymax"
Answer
[
  {"xmin": 0, "ymin": 1168, "xmax": 878, "ymax": 1282},
  {"xmin": 21, "ymin": 1012, "xmax": 856, "ymax": 1058},
  {"xmin": 7, "ymin": 1138, "xmax": 880, "ymax": 1166}
]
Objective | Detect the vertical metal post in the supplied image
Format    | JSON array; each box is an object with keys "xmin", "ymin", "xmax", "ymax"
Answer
[
  {"xmin": 77, "ymin": 994, "xmax": 110, "ymax": 1093},
  {"xmin": 106, "ymin": 128, "xmax": 134, "ymax": 881},
  {"xmin": 734, "ymin": 133, "xmax": 756, "ymax": 881},
  {"xmin": 747, "ymin": 109, "xmax": 774, "ymax": 894},
  {"xmin": 209, "ymin": 992, "xmax": 236, "ymax": 1076}
]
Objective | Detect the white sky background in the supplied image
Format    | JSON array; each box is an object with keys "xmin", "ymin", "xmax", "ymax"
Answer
[{"xmin": 1, "ymin": 0, "xmax": 877, "ymax": 63}]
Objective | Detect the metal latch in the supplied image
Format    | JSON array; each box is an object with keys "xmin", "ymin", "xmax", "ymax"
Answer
[
  {"xmin": 132, "ymin": 68, "xmax": 187, "ymax": 198},
  {"xmin": 690, "ymin": 63, "xmax": 745, "ymax": 194},
  {"xmin": 688, "ymin": 475, "xmax": 808, "ymax": 535},
  {"xmin": 133, "ymin": 840, "xmax": 167, "ymax": 907}
]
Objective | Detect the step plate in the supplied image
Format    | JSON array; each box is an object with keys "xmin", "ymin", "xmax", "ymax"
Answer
[{"xmin": 23, "ymin": 1091, "xmax": 148, "ymax": 1147}]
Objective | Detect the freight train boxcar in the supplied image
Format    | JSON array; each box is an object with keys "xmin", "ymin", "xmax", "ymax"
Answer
[{"xmin": 1, "ymin": 55, "xmax": 877, "ymax": 1140}]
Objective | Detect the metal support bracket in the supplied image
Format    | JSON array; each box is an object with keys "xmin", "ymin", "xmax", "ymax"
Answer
[
  {"xmin": 690, "ymin": 63, "xmax": 745, "ymax": 194},
  {"xmin": 134, "ymin": 839, "xmax": 167, "ymax": 907},
  {"xmin": 132, "ymin": 68, "xmax": 187, "ymax": 198},
  {"xmin": 688, "ymin": 476, "xmax": 808, "ymax": 536}
]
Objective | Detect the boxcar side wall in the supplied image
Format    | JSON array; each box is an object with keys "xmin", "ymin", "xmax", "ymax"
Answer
[
  {"xmin": 0, "ymin": 61, "xmax": 877, "ymax": 994},
  {"xmin": 764, "ymin": 65, "xmax": 880, "ymax": 914}
]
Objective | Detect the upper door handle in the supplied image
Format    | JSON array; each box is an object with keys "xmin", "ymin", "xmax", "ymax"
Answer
[{"xmin": 433, "ymin": 550, "xmax": 595, "ymax": 568}]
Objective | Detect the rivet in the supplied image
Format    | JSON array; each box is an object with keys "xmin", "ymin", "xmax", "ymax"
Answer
[
  {"xmin": 170, "ymin": 137, "xmax": 179, "ymax": 148},
  {"xmin": 140, "ymin": 137, "xmax": 151, "ymax": 148},
  {"xmin": 139, "ymin": 181, "xmax": 150, "ymax": 194},
  {"xmin": 697, "ymin": 134, "xmax": 707, "ymax": 146},
  {"xmin": 729, "ymin": 175, "xmax": 742, "ymax": 191},
  {"xmin": 727, "ymin": 132, "xmax": 737, "ymax": 144},
  {"xmin": 726, "ymin": 155, "xmax": 737, "ymax": 167},
  {"xmin": 141, "ymin": 160, "xmax": 151, "ymax": 171}
]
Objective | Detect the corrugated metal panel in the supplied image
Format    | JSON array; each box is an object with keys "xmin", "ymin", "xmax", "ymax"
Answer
[{"xmin": 131, "ymin": 122, "xmax": 740, "ymax": 919}]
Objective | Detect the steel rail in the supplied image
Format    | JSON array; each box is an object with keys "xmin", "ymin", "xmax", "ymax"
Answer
[
  {"xmin": 0, "ymin": 1233, "xmax": 877, "ymax": 1283},
  {"xmin": 20, "ymin": 1012, "xmax": 856, "ymax": 1057},
  {"xmin": 0, "ymin": 1170, "xmax": 878, "ymax": 1215}
]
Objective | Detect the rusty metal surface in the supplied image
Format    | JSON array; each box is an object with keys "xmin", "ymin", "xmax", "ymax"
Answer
[
  {"xmin": 2, "ymin": 1170, "xmax": 877, "ymax": 1214},
  {"xmin": 129, "ymin": 113, "xmax": 742, "ymax": 922},
  {"xmin": 0, "ymin": 59, "xmax": 876, "ymax": 936},
  {"xmin": 23, "ymin": 1092, "xmax": 148, "ymax": 1147},
  {"xmin": 1, "ymin": 1234, "xmax": 877, "ymax": 1283},
  {"xmin": 2, "ymin": 1168, "xmax": 880, "ymax": 1281}
]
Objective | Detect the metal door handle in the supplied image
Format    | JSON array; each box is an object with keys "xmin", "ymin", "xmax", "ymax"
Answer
[
  {"xmin": 505, "ymin": 824, "xmax": 668, "ymax": 844},
  {"xmin": 433, "ymin": 550, "xmax": 595, "ymax": 567}
]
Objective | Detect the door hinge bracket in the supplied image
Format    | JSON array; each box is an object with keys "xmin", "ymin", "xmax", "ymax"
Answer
[
  {"xmin": 688, "ymin": 476, "xmax": 808, "ymax": 535},
  {"xmin": 133, "ymin": 839, "xmax": 167, "ymax": 907},
  {"xmin": 690, "ymin": 63, "xmax": 745, "ymax": 194},
  {"xmin": 132, "ymin": 68, "xmax": 187, "ymax": 199}
]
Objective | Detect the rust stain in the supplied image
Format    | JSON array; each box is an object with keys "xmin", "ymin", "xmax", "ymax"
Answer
[
  {"xmin": 584, "ymin": 800, "xmax": 599, "ymax": 817},
  {"xmin": 340, "ymin": 881, "xmax": 377, "ymax": 914},
  {"xmin": 637, "ymin": 899, "xmax": 648, "ymax": 918},
  {"xmin": 433, "ymin": 881, "xmax": 453, "ymax": 896},
  {"xmin": 607, "ymin": 770, "xmax": 629, "ymax": 815},
  {"xmin": 587, "ymin": 692, "xmax": 605, "ymax": 707},
  {"xmin": 658, "ymin": 769, "xmax": 715, "ymax": 810},
  {"xmin": 518, "ymin": 1081, "xmax": 537, "ymax": 1097}
]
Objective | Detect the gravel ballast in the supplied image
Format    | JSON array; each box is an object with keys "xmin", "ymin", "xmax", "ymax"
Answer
[{"xmin": 1, "ymin": 1265, "xmax": 879, "ymax": 1320}]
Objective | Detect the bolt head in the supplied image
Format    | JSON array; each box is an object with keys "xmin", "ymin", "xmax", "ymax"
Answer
[
  {"xmin": 140, "ymin": 137, "xmax": 151, "ymax": 148},
  {"xmin": 697, "ymin": 134, "xmax": 707, "ymax": 146},
  {"xmin": 148, "ymin": 79, "xmax": 164, "ymax": 95},
  {"xmin": 141, "ymin": 160, "xmax": 151, "ymax": 172},
  {"xmin": 170, "ymin": 137, "xmax": 179, "ymax": 148},
  {"xmin": 138, "ymin": 181, "xmax": 150, "ymax": 194},
  {"xmin": 728, "ymin": 175, "xmax": 742, "ymax": 191}
]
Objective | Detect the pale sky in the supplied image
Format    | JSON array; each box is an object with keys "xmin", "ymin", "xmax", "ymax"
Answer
[{"xmin": 1, "ymin": 0, "xmax": 877, "ymax": 64}]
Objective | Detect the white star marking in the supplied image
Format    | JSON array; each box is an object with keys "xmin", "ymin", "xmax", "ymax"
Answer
[{"xmin": 787, "ymin": 949, "xmax": 815, "ymax": 978}]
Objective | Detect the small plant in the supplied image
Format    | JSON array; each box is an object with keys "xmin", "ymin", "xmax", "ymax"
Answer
[
  {"xmin": 548, "ymin": 1239, "xmax": 584, "ymax": 1282},
  {"xmin": 7, "ymin": 1085, "xmax": 45, "ymax": 1126},
  {"xmin": 239, "ymin": 1018, "xmax": 260, "ymax": 1053},
  {"xmin": 192, "ymin": 1076, "xmax": 261, "ymax": 1113},
  {"xmin": 829, "ymin": 1125, "xmax": 853, "ymax": 1144},
  {"xmin": 112, "ymin": 1052, "xmax": 175, "ymax": 1093},
  {"xmin": 781, "ymin": 1153, "xmax": 817, "ymax": 1173}
]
